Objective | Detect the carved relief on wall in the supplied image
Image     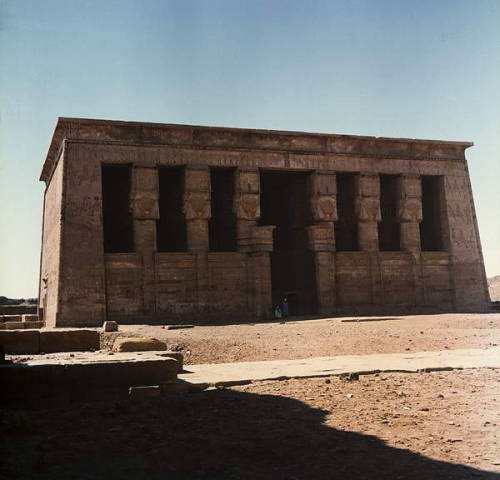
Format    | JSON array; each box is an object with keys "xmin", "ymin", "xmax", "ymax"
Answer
[
  {"xmin": 399, "ymin": 175, "xmax": 421, "ymax": 199},
  {"xmin": 356, "ymin": 173, "xmax": 380, "ymax": 198},
  {"xmin": 185, "ymin": 167, "xmax": 210, "ymax": 192},
  {"xmin": 312, "ymin": 196, "xmax": 338, "ymax": 222},
  {"xmin": 131, "ymin": 196, "xmax": 159, "ymax": 220},
  {"xmin": 397, "ymin": 197, "xmax": 423, "ymax": 223},
  {"xmin": 250, "ymin": 225, "xmax": 275, "ymax": 251},
  {"xmin": 307, "ymin": 224, "xmax": 335, "ymax": 251},
  {"xmin": 238, "ymin": 170, "xmax": 260, "ymax": 194},
  {"xmin": 354, "ymin": 173, "xmax": 381, "ymax": 222},
  {"xmin": 235, "ymin": 193, "xmax": 260, "ymax": 220},
  {"xmin": 397, "ymin": 174, "xmax": 422, "ymax": 223},
  {"xmin": 183, "ymin": 191, "xmax": 211, "ymax": 220},
  {"xmin": 310, "ymin": 171, "xmax": 337, "ymax": 195},
  {"xmin": 309, "ymin": 172, "xmax": 338, "ymax": 222},
  {"xmin": 131, "ymin": 166, "xmax": 159, "ymax": 219},
  {"xmin": 355, "ymin": 196, "xmax": 381, "ymax": 222},
  {"xmin": 234, "ymin": 169, "xmax": 261, "ymax": 221}
]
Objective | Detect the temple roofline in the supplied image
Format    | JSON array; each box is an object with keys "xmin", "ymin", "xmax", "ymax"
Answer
[{"xmin": 40, "ymin": 117, "xmax": 474, "ymax": 182}]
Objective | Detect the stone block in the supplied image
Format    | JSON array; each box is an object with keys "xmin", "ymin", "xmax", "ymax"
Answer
[
  {"xmin": 159, "ymin": 351, "xmax": 184, "ymax": 372},
  {"xmin": 0, "ymin": 330, "xmax": 40, "ymax": 354},
  {"xmin": 113, "ymin": 337, "xmax": 167, "ymax": 352},
  {"xmin": 4, "ymin": 315, "xmax": 22, "ymax": 323},
  {"xmin": 5, "ymin": 322, "xmax": 25, "ymax": 330},
  {"xmin": 22, "ymin": 314, "xmax": 39, "ymax": 322},
  {"xmin": 39, "ymin": 329, "xmax": 100, "ymax": 353},
  {"xmin": 128, "ymin": 385, "xmax": 161, "ymax": 398},
  {"xmin": 0, "ymin": 356, "xmax": 178, "ymax": 402},
  {"xmin": 24, "ymin": 321, "xmax": 44, "ymax": 329},
  {"xmin": 103, "ymin": 321, "xmax": 118, "ymax": 332}
]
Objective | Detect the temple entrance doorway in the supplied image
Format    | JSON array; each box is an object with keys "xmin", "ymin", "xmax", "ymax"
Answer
[{"xmin": 260, "ymin": 171, "xmax": 318, "ymax": 316}]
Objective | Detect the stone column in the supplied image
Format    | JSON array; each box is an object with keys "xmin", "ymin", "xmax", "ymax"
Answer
[
  {"xmin": 234, "ymin": 168, "xmax": 274, "ymax": 319},
  {"xmin": 308, "ymin": 171, "xmax": 337, "ymax": 315},
  {"xmin": 131, "ymin": 165, "xmax": 160, "ymax": 318},
  {"xmin": 355, "ymin": 173, "xmax": 381, "ymax": 251},
  {"xmin": 183, "ymin": 166, "xmax": 211, "ymax": 252},
  {"xmin": 183, "ymin": 166, "xmax": 211, "ymax": 315},
  {"xmin": 397, "ymin": 174, "xmax": 423, "ymax": 252},
  {"xmin": 397, "ymin": 174, "xmax": 423, "ymax": 306},
  {"xmin": 234, "ymin": 168, "xmax": 261, "ymax": 252}
]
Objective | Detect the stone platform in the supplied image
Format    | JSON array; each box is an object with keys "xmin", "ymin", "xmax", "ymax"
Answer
[
  {"xmin": 179, "ymin": 347, "xmax": 500, "ymax": 388},
  {"xmin": 1, "ymin": 351, "xmax": 179, "ymax": 403}
]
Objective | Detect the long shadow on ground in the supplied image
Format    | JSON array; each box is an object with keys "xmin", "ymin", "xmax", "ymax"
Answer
[{"xmin": 1, "ymin": 389, "xmax": 498, "ymax": 480}]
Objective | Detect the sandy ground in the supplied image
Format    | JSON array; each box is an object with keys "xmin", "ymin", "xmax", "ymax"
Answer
[
  {"xmin": 102, "ymin": 312, "xmax": 500, "ymax": 365},
  {"xmin": 4, "ymin": 312, "xmax": 500, "ymax": 479},
  {"xmin": 2, "ymin": 368, "xmax": 499, "ymax": 479}
]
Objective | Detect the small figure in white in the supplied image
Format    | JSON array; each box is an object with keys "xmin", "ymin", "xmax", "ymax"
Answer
[{"xmin": 274, "ymin": 305, "xmax": 282, "ymax": 319}]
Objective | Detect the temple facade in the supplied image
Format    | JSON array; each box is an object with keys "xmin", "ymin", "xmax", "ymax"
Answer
[{"xmin": 38, "ymin": 118, "xmax": 490, "ymax": 327}]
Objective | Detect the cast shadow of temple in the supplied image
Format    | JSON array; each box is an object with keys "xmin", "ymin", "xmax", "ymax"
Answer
[{"xmin": 5, "ymin": 388, "xmax": 498, "ymax": 480}]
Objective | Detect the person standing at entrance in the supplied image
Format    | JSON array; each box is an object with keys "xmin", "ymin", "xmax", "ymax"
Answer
[{"xmin": 282, "ymin": 297, "xmax": 289, "ymax": 318}]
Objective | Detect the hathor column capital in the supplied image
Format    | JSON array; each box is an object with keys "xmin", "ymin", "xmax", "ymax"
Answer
[
  {"xmin": 355, "ymin": 173, "xmax": 381, "ymax": 252},
  {"xmin": 183, "ymin": 166, "xmax": 211, "ymax": 251},
  {"xmin": 397, "ymin": 174, "xmax": 423, "ymax": 252}
]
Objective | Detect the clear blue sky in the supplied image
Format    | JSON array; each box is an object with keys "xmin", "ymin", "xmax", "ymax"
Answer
[{"xmin": 1, "ymin": 0, "xmax": 499, "ymax": 298}]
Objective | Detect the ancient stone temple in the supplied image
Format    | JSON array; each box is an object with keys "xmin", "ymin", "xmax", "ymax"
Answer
[{"xmin": 38, "ymin": 118, "xmax": 489, "ymax": 327}]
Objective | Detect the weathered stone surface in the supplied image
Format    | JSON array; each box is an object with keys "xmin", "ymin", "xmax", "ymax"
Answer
[
  {"xmin": 0, "ymin": 330, "xmax": 40, "ymax": 354},
  {"xmin": 22, "ymin": 314, "xmax": 39, "ymax": 322},
  {"xmin": 103, "ymin": 321, "xmax": 118, "ymax": 332},
  {"xmin": 24, "ymin": 321, "xmax": 44, "ymax": 329},
  {"xmin": 113, "ymin": 337, "xmax": 167, "ymax": 352},
  {"xmin": 160, "ymin": 351, "xmax": 184, "ymax": 372},
  {"xmin": 3, "ymin": 322, "xmax": 25, "ymax": 330},
  {"xmin": 39, "ymin": 329, "xmax": 100, "ymax": 353},
  {"xmin": 3, "ymin": 315, "xmax": 22, "ymax": 323},
  {"xmin": 1, "ymin": 354, "xmax": 178, "ymax": 402}
]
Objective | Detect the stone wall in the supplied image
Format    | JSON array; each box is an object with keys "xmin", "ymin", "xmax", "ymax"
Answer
[
  {"xmin": 39, "ymin": 148, "xmax": 64, "ymax": 326},
  {"xmin": 38, "ymin": 118, "xmax": 490, "ymax": 326}
]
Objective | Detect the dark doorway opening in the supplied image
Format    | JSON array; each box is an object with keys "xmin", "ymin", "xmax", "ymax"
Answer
[
  {"xmin": 157, "ymin": 167, "xmax": 187, "ymax": 252},
  {"xmin": 102, "ymin": 164, "xmax": 134, "ymax": 253},
  {"xmin": 420, "ymin": 175, "xmax": 445, "ymax": 251},
  {"xmin": 378, "ymin": 175, "xmax": 401, "ymax": 251},
  {"xmin": 334, "ymin": 173, "xmax": 358, "ymax": 251},
  {"xmin": 260, "ymin": 171, "xmax": 317, "ymax": 316},
  {"xmin": 209, "ymin": 168, "xmax": 237, "ymax": 252}
]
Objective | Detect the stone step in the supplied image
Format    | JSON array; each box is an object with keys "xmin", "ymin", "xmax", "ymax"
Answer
[{"xmin": 1, "ymin": 352, "xmax": 179, "ymax": 402}]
